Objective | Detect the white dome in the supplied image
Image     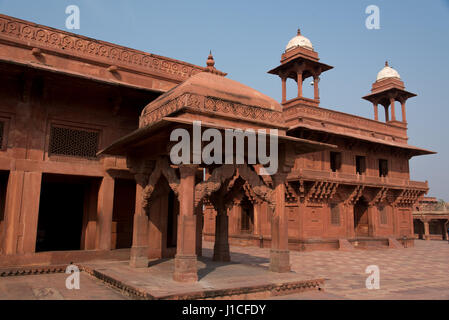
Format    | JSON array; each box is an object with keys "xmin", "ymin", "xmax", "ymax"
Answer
[
  {"xmin": 286, "ymin": 29, "xmax": 313, "ymax": 51},
  {"xmin": 376, "ymin": 62, "xmax": 401, "ymax": 81}
]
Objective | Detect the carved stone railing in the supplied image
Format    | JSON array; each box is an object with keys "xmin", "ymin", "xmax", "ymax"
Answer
[
  {"xmin": 289, "ymin": 168, "xmax": 428, "ymax": 190},
  {"xmin": 283, "ymin": 101, "xmax": 408, "ymax": 143}
]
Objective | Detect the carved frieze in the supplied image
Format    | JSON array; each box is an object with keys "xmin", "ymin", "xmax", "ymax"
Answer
[
  {"xmin": 0, "ymin": 15, "xmax": 203, "ymax": 82},
  {"xmin": 139, "ymin": 93, "xmax": 285, "ymax": 128}
]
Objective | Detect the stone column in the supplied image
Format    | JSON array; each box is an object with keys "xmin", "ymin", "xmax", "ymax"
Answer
[
  {"xmin": 1, "ymin": 171, "xmax": 25, "ymax": 255},
  {"xmin": 96, "ymin": 175, "xmax": 115, "ymax": 251},
  {"xmin": 423, "ymin": 220, "xmax": 430, "ymax": 240},
  {"xmin": 270, "ymin": 173, "xmax": 290, "ymax": 273},
  {"xmin": 173, "ymin": 165, "xmax": 198, "ymax": 282},
  {"xmin": 130, "ymin": 178, "xmax": 149, "ymax": 268},
  {"xmin": 253, "ymin": 202, "xmax": 260, "ymax": 236},
  {"xmin": 281, "ymin": 77, "xmax": 287, "ymax": 103},
  {"xmin": 313, "ymin": 75, "xmax": 320, "ymax": 101},
  {"xmin": 390, "ymin": 97, "xmax": 396, "ymax": 121},
  {"xmin": 401, "ymin": 100, "xmax": 407, "ymax": 123},
  {"xmin": 213, "ymin": 196, "xmax": 231, "ymax": 261},
  {"xmin": 19, "ymin": 172, "xmax": 42, "ymax": 254},
  {"xmin": 373, "ymin": 103, "xmax": 379, "ymax": 121},
  {"xmin": 297, "ymin": 71, "xmax": 303, "ymax": 98}
]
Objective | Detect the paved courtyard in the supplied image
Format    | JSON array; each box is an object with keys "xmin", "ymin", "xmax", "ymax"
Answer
[
  {"xmin": 204, "ymin": 240, "xmax": 449, "ymax": 300},
  {"xmin": 0, "ymin": 240, "xmax": 448, "ymax": 300}
]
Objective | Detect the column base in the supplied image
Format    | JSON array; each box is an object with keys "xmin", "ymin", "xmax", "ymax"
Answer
[
  {"xmin": 129, "ymin": 246, "xmax": 148, "ymax": 268},
  {"xmin": 269, "ymin": 249, "xmax": 291, "ymax": 273},
  {"xmin": 173, "ymin": 254, "xmax": 198, "ymax": 282},
  {"xmin": 213, "ymin": 243, "xmax": 230, "ymax": 262}
]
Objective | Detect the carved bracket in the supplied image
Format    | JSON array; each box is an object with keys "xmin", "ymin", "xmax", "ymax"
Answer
[{"xmin": 344, "ymin": 185, "xmax": 365, "ymax": 206}]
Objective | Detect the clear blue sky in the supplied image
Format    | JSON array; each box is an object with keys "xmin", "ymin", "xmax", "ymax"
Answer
[{"xmin": 1, "ymin": 0, "xmax": 448, "ymax": 200}]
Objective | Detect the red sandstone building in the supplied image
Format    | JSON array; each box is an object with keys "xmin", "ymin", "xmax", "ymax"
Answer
[
  {"xmin": 0, "ymin": 15, "xmax": 435, "ymax": 281},
  {"xmin": 413, "ymin": 197, "xmax": 448, "ymax": 241}
]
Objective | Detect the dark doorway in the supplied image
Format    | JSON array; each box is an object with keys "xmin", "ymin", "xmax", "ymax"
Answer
[
  {"xmin": 112, "ymin": 178, "xmax": 136, "ymax": 249},
  {"xmin": 413, "ymin": 219, "xmax": 424, "ymax": 239},
  {"xmin": 166, "ymin": 189, "xmax": 178, "ymax": 248},
  {"xmin": 354, "ymin": 197, "xmax": 369, "ymax": 237},
  {"xmin": 240, "ymin": 196, "xmax": 254, "ymax": 233},
  {"xmin": 36, "ymin": 174, "xmax": 93, "ymax": 252}
]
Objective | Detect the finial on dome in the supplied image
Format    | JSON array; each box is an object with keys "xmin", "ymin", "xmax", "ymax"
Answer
[
  {"xmin": 385, "ymin": 60, "xmax": 389, "ymax": 67},
  {"xmin": 297, "ymin": 28, "xmax": 301, "ymax": 36},
  {"xmin": 206, "ymin": 50, "xmax": 215, "ymax": 69},
  {"xmin": 203, "ymin": 51, "xmax": 227, "ymax": 77}
]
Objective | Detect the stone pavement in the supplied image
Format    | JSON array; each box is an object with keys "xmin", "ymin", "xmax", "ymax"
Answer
[
  {"xmin": 0, "ymin": 272, "xmax": 128, "ymax": 300},
  {"xmin": 0, "ymin": 240, "xmax": 448, "ymax": 300},
  {"xmin": 202, "ymin": 240, "xmax": 449, "ymax": 300}
]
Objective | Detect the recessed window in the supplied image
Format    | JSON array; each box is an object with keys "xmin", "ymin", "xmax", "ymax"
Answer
[
  {"xmin": 356, "ymin": 156, "xmax": 366, "ymax": 175},
  {"xmin": 330, "ymin": 203, "xmax": 340, "ymax": 225},
  {"xmin": 379, "ymin": 159, "xmax": 388, "ymax": 177},
  {"xmin": 49, "ymin": 125, "xmax": 99, "ymax": 159},
  {"xmin": 330, "ymin": 152, "xmax": 342, "ymax": 172}
]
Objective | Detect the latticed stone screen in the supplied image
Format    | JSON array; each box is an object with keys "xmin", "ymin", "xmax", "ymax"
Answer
[
  {"xmin": 330, "ymin": 203, "xmax": 340, "ymax": 225},
  {"xmin": 49, "ymin": 125, "xmax": 99, "ymax": 158}
]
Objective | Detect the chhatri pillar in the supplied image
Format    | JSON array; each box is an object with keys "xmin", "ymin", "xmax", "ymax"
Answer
[
  {"xmin": 268, "ymin": 28, "xmax": 333, "ymax": 106},
  {"xmin": 173, "ymin": 165, "xmax": 198, "ymax": 282},
  {"xmin": 363, "ymin": 61, "xmax": 416, "ymax": 123}
]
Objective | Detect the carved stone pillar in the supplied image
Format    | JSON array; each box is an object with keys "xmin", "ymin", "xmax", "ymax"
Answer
[
  {"xmin": 213, "ymin": 196, "xmax": 231, "ymax": 262},
  {"xmin": 281, "ymin": 77, "xmax": 287, "ymax": 103},
  {"xmin": 96, "ymin": 175, "xmax": 115, "ymax": 251},
  {"xmin": 130, "ymin": 176, "xmax": 149, "ymax": 268},
  {"xmin": 373, "ymin": 103, "xmax": 379, "ymax": 121},
  {"xmin": 297, "ymin": 71, "xmax": 303, "ymax": 98},
  {"xmin": 313, "ymin": 75, "xmax": 320, "ymax": 101},
  {"xmin": 401, "ymin": 100, "xmax": 407, "ymax": 123},
  {"xmin": 423, "ymin": 220, "xmax": 430, "ymax": 240},
  {"xmin": 384, "ymin": 105, "xmax": 389, "ymax": 122},
  {"xmin": 269, "ymin": 173, "xmax": 290, "ymax": 273},
  {"xmin": 390, "ymin": 96, "xmax": 396, "ymax": 121},
  {"xmin": 173, "ymin": 165, "xmax": 198, "ymax": 282},
  {"xmin": 253, "ymin": 201, "xmax": 260, "ymax": 236}
]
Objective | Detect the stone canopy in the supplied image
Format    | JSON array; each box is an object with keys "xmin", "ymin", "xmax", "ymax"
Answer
[{"xmin": 99, "ymin": 66, "xmax": 335, "ymax": 283}]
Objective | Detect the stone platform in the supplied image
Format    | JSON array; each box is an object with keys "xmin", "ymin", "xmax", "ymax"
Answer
[{"xmin": 81, "ymin": 257, "xmax": 323, "ymax": 300}]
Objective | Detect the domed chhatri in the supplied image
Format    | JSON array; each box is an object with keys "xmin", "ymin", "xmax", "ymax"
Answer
[
  {"xmin": 376, "ymin": 61, "xmax": 401, "ymax": 81},
  {"xmin": 285, "ymin": 28, "xmax": 314, "ymax": 51}
]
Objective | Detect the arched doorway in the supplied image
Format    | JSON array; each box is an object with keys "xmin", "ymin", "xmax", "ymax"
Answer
[{"xmin": 354, "ymin": 197, "xmax": 369, "ymax": 237}]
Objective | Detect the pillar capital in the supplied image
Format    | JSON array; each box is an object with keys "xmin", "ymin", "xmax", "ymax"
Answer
[{"xmin": 179, "ymin": 164, "xmax": 199, "ymax": 178}]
